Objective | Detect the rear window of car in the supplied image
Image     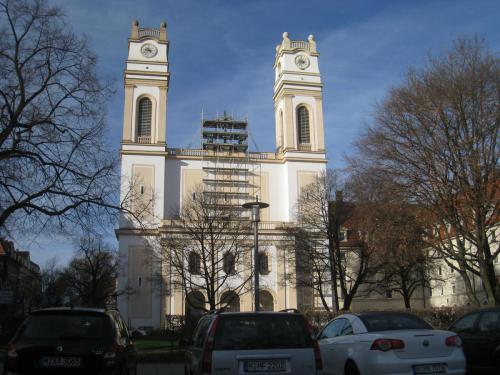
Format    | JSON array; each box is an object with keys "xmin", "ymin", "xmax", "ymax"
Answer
[
  {"xmin": 213, "ymin": 314, "xmax": 313, "ymax": 350},
  {"xmin": 360, "ymin": 314, "xmax": 432, "ymax": 332},
  {"xmin": 18, "ymin": 313, "xmax": 112, "ymax": 340}
]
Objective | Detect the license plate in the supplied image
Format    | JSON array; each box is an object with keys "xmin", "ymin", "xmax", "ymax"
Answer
[
  {"xmin": 40, "ymin": 357, "xmax": 82, "ymax": 368},
  {"xmin": 244, "ymin": 359, "xmax": 286, "ymax": 372},
  {"xmin": 413, "ymin": 363, "xmax": 447, "ymax": 374}
]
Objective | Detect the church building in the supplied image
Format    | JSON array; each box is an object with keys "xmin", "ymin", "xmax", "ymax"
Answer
[{"xmin": 116, "ymin": 21, "xmax": 328, "ymax": 328}]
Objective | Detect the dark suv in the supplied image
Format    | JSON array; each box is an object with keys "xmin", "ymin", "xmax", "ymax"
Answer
[
  {"xmin": 3, "ymin": 307, "xmax": 137, "ymax": 375},
  {"xmin": 184, "ymin": 310, "xmax": 322, "ymax": 375}
]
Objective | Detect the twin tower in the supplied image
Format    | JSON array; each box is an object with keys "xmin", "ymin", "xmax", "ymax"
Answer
[{"xmin": 120, "ymin": 22, "xmax": 326, "ymax": 155}]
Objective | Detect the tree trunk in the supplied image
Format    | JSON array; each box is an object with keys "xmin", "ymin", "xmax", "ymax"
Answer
[{"xmin": 328, "ymin": 241, "xmax": 339, "ymax": 311}]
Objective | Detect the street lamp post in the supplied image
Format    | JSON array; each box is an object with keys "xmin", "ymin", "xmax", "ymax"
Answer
[{"xmin": 242, "ymin": 196, "xmax": 269, "ymax": 312}]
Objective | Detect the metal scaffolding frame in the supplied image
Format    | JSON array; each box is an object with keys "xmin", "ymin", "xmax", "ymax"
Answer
[{"xmin": 201, "ymin": 112, "xmax": 261, "ymax": 219}]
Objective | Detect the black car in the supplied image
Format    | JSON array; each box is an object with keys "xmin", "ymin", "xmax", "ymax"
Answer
[
  {"xmin": 449, "ymin": 308, "xmax": 500, "ymax": 375},
  {"xmin": 3, "ymin": 307, "xmax": 137, "ymax": 375}
]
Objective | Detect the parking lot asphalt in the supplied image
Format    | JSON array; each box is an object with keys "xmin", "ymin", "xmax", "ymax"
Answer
[
  {"xmin": 0, "ymin": 361, "xmax": 184, "ymax": 375},
  {"xmin": 138, "ymin": 362, "xmax": 183, "ymax": 375}
]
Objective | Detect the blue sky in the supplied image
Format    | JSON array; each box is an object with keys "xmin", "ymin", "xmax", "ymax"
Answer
[{"xmin": 25, "ymin": 0, "xmax": 500, "ymax": 267}]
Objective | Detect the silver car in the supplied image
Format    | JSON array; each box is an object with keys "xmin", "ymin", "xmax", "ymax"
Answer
[{"xmin": 184, "ymin": 311, "xmax": 322, "ymax": 375}]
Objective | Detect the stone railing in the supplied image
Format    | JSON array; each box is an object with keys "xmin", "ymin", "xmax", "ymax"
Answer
[
  {"xmin": 138, "ymin": 28, "xmax": 160, "ymax": 39},
  {"xmin": 291, "ymin": 40, "xmax": 309, "ymax": 51},
  {"xmin": 297, "ymin": 143, "xmax": 312, "ymax": 151},
  {"xmin": 166, "ymin": 148, "xmax": 279, "ymax": 160},
  {"xmin": 161, "ymin": 219, "xmax": 294, "ymax": 231},
  {"xmin": 137, "ymin": 136, "xmax": 151, "ymax": 144}
]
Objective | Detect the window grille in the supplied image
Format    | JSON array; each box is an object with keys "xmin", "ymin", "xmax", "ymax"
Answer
[
  {"xmin": 297, "ymin": 106, "xmax": 310, "ymax": 144},
  {"xmin": 137, "ymin": 98, "xmax": 152, "ymax": 137}
]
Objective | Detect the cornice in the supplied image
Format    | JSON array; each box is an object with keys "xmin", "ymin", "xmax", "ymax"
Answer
[
  {"xmin": 273, "ymin": 87, "xmax": 323, "ymax": 102},
  {"xmin": 120, "ymin": 149, "xmax": 327, "ymax": 164},
  {"xmin": 124, "ymin": 77, "xmax": 169, "ymax": 87},
  {"xmin": 125, "ymin": 69, "xmax": 170, "ymax": 77}
]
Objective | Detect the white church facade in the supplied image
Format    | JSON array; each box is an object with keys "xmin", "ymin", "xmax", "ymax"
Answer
[{"xmin": 116, "ymin": 21, "xmax": 328, "ymax": 328}]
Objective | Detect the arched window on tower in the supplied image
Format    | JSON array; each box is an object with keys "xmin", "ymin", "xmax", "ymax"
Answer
[
  {"xmin": 297, "ymin": 106, "xmax": 310, "ymax": 146},
  {"xmin": 137, "ymin": 97, "xmax": 152, "ymax": 142}
]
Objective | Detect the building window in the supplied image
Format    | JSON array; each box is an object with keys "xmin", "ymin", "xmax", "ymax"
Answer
[
  {"xmin": 189, "ymin": 252, "xmax": 201, "ymax": 275},
  {"xmin": 452, "ymin": 284, "xmax": 456, "ymax": 294},
  {"xmin": 385, "ymin": 289, "xmax": 392, "ymax": 299},
  {"xmin": 429, "ymin": 287, "xmax": 433, "ymax": 297},
  {"xmin": 441, "ymin": 286, "xmax": 444, "ymax": 295},
  {"xmin": 259, "ymin": 252, "xmax": 270, "ymax": 275},
  {"xmin": 339, "ymin": 229, "xmax": 347, "ymax": 242},
  {"xmin": 297, "ymin": 106, "xmax": 310, "ymax": 144},
  {"xmin": 223, "ymin": 253, "xmax": 235, "ymax": 275},
  {"xmin": 137, "ymin": 97, "xmax": 152, "ymax": 138},
  {"xmin": 438, "ymin": 266, "xmax": 442, "ymax": 276}
]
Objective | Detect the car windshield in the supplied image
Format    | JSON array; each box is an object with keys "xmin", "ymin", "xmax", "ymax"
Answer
[
  {"xmin": 360, "ymin": 313, "xmax": 432, "ymax": 332},
  {"xmin": 18, "ymin": 314, "xmax": 112, "ymax": 340},
  {"xmin": 213, "ymin": 314, "xmax": 312, "ymax": 350}
]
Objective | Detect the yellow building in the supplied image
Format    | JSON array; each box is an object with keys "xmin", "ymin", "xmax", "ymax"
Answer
[{"xmin": 116, "ymin": 21, "xmax": 328, "ymax": 328}]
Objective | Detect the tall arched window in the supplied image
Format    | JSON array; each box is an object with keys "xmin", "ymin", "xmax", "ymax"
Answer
[
  {"xmin": 189, "ymin": 252, "xmax": 201, "ymax": 275},
  {"xmin": 137, "ymin": 97, "xmax": 152, "ymax": 139},
  {"xmin": 297, "ymin": 106, "xmax": 310, "ymax": 144},
  {"xmin": 259, "ymin": 252, "xmax": 270, "ymax": 275},
  {"xmin": 223, "ymin": 253, "xmax": 235, "ymax": 275}
]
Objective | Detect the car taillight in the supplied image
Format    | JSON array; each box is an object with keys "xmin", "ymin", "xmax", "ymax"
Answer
[
  {"xmin": 104, "ymin": 342, "xmax": 124, "ymax": 363},
  {"xmin": 303, "ymin": 316, "xmax": 322, "ymax": 370},
  {"xmin": 445, "ymin": 335, "xmax": 462, "ymax": 347},
  {"xmin": 370, "ymin": 338, "xmax": 405, "ymax": 351},
  {"xmin": 6, "ymin": 343, "xmax": 17, "ymax": 359},
  {"xmin": 201, "ymin": 316, "xmax": 220, "ymax": 374},
  {"xmin": 313, "ymin": 339, "xmax": 323, "ymax": 370}
]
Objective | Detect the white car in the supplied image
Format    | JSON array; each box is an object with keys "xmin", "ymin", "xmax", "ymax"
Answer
[{"xmin": 317, "ymin": 312, "xmax": 465, "ymax": 375}]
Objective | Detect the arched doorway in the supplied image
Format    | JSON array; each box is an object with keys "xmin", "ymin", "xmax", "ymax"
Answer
[
  {"xmin": 185, "ymin": 291, "xmax": 205, "ymax": 338},
  {"xmin": 220, "ymin": 291, "xmax": 240, "ymax": 312},
  {"xmin": 259, "ymin": 290, "xmax": 274, "ymax": 311}
]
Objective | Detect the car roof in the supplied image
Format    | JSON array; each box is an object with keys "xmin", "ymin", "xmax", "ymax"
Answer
[
  {"xmin": 210, "ymin": 311, "xmax": 304, "ymax": 316},
  {"xmin": 354, "ymin": 311, "xmax": 420, "ymax": 317},
  {"xmin": 30, "ymin": 307, "xmax": 110, "ymax": 315}
]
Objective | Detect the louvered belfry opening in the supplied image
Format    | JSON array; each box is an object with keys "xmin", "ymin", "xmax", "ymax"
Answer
[
  {"xmin": 137, "ymin": 97, "xmax": 152, "ymax": 142},
  {"xmin": 297, "ymin": 106, "xmax": 310, "ymax": 145}
]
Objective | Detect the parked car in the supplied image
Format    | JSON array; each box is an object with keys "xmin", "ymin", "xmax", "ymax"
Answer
[
  {"xmin": 3, "ymin": 307, "xmax": 137, "ymax": 375},
  {"xmin": 131, "ymin": 325, "xmax": 154, "ymax": 338},
  {"xmin": 448, "ymin": 308, "xmax": 500, "ymax": 375},
  {"xmin": 184, "ymin": 310, "xmax": 322, "ymax": 375},
  {"xmin": 317, "ymin": 312, "xmax": 465, "ymax": 375}
]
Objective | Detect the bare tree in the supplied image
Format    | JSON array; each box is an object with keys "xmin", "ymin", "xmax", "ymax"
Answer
[
  {"xmin": 366, "ymin": 200, "xmax": 434, "ymax": 308},
  {"xmin": 61, "ymin": 236, "xmax": 120, "ymax": 308},
  {"xmin": 356, "ymin": 38, "xmax": 500, "ymax": 305},
  {"xmin": 296, "ymin": 170, "xmax": 377, "ymax": 311},
  {"xmin": 0, "ymin": 0, "xmax": 134, "ymax": 237},
  {"xmin": 291, "ymin": 228, "xmax": 332, "ymax": 313},
  {"xmin": 40, "ymin": 256, "xmax": 66, "ymax": 306},
  {"xmin": 161, "ymin": 185, "xmax": 253, "ymax": 313}
]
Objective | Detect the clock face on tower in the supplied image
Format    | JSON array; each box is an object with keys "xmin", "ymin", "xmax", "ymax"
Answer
[
  {"xmin": 141, "ymin": 43, "xmax": 158, "ymax": 58},
  {"xmin": 295, "ymin": 54, "xmax": 310, "ymax": 70}
]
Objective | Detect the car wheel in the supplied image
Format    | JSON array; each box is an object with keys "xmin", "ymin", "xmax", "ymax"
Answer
[{"xmin": 345, "ymin": 361, "xmax": 360, "ymax": 375}]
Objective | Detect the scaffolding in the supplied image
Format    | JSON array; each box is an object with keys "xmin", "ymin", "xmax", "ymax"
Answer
[{"xmin": 202, "ymin": 112, "xmax": 260, "ymax": 219}]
